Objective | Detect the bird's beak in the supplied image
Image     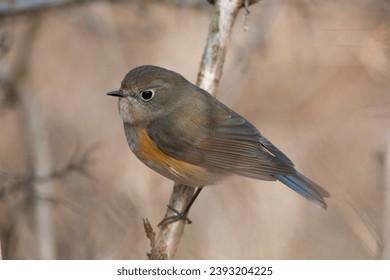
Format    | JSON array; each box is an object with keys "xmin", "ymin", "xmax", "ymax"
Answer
[{"xmin": 107, "ymin": 89, "xmax": 126, "ymax": 98}]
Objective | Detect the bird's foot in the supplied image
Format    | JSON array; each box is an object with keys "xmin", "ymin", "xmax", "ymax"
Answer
[{"xmin": 158, "ymin": 205, "xmax": 192, "ymax": 226}]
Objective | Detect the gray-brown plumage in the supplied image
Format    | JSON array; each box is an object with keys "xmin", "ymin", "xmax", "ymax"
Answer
[{"xmin": 108, "ymin": 65, "xmax": 329, "ymax": 209}]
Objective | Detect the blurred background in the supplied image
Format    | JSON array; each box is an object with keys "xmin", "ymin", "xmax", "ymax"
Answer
[{"xmin": 0, "ymin": 0, "xmax": 389, "ymax": 259}]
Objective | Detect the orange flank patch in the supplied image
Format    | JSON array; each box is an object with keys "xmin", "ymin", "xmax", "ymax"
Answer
[{"xmin": 137, "ymin": 129, "xmax": 205, "ymax": 180}]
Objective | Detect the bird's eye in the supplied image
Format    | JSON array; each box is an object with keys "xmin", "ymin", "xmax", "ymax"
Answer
[{"xmin": 140, "ymin": 90, "xmax": 155, "ymax": 101}]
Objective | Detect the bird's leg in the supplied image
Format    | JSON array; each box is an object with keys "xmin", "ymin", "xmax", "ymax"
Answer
[{"xmin": 158, "ymin": 186, "xmax": 204, "ymax": 226}]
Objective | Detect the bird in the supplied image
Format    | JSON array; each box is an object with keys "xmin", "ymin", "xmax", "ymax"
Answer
[{"xmin": 107, "ymin": 65, "xmax": 329, "ymax": 224}]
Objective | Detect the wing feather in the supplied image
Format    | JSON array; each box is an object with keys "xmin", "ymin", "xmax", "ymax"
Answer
[{"xmin": 148, "ymin": 111, "xmax": 296, "ymax": 178}]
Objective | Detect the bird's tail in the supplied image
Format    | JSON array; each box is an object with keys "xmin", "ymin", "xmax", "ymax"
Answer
[{"xmin": 275, "ymin": 173, "xmax": 330, "ymax": 209}]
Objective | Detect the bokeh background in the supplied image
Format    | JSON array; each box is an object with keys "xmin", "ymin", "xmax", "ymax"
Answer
[{"xmin": 0, "ymin": 0, "xmax": 390, "ymax": 259}]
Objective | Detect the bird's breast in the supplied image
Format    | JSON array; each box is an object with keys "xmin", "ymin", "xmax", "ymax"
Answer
[{"xmin": 133, "ymin": 128, "xmax": 219, "ymax": 186}]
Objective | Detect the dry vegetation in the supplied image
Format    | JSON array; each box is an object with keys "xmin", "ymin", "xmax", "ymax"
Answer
[{"xmin": 0, "ymin": 0, "xmax": 389, "ymax": 259}]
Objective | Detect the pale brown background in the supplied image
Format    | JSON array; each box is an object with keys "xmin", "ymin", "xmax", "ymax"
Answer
[{"xmin": 0, "ymin": 0, "xmax": 389, "ymax": 259}]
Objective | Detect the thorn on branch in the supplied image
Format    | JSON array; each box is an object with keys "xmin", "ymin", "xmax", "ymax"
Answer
[{"xmin": 143, "ymin": 218, "xmax": 168, "ymax": 260}]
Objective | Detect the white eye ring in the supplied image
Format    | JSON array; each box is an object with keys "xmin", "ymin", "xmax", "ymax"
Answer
[{"xmin": 140, "ymin": 90, "xmax": 155, "ymax": 101}]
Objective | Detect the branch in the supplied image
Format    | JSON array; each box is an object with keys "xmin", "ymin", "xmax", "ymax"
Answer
[
  {"xmin": 0, "ymin": 147, "xmax": 95, "ymax": 198},
  {"xmin": 143, "ymin": 218, "xmax": 168, "ymax": 260},
  {"xmin": 6, "ymin": 15, "xmax": 58, "ymax": 260},
  {"xmin": 0, "ymin": 0, "xmax": 98, "ymax": 16},
  {"xmin": 197, "ymin": 0, "xmax": 257, "ymax": 93},
  {"xmin": 147, "ymin": 0, "xmax": 258, "ymax": 260},
  {"xmin": 0, "ymin": 0, "xmax": 214, "ymax": 17}
]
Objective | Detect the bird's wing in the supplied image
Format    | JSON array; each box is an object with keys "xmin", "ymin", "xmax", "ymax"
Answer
[
  {"xmin": 147, "ymin": 108, "xmax": 329, "ymax": 208},
  {"xmin": 147, "ymin": 111, "xmax": 297, "ymax": 179}
]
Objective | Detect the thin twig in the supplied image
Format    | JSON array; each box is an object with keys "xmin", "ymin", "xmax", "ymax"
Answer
[
  {"xmin": 0, "ymin": 147, "xmax": 96, "ymax": 198},
  {"xmin": 143, "ymin": 218, "xmax": 168, "ymax": 260},
  {"xmin": 0, "ymin": 0, "xmax": 214, "ymax": 17}
]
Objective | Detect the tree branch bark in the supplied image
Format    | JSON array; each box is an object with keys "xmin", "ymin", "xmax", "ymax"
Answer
[
  {"xmin": 149, "ymin": 0, "xmax": 258, "ymax": 260},
  {"xmin": 0, "ymin": 0, "xmax": 99, "ymax": 16},
  {"xmin": 12, "ymin": 15, "xmax": 56, "ymax": 259},
  {"xmin": 0, "ymin": 0, "xmax": 215, "ymax": 16}
]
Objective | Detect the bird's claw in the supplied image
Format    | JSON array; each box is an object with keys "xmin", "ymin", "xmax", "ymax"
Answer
[{"xmin": 158, "ymin": 204, "xmax": 192, "ymax": 227}]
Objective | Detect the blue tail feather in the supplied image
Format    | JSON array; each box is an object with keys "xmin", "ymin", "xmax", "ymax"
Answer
[{"xmin": 275, "ymin": 173, "xmax": 328, "ymax": 209}]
